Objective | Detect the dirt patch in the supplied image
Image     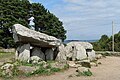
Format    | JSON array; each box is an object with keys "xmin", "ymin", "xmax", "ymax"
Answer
[{"xmin": 18, "ymin": 56, "xmax": 120, "ymax": 80}]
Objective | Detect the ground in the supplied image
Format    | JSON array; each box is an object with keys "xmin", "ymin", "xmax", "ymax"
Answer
[
  {"xmin": 0, "ymin": 53, "xmax": 120, "ymax": 80},
  {"xmin": 18, "ymin": 56, "xmax": 120, "ymax": 80}
]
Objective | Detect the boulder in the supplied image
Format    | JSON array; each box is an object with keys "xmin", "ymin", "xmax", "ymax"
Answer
[
  {"xmin": 30, "ymin": 56, "xmax": 43, "ymax": 64},
  {"xmin": 56, "ymin": 44, "xmax": 67, "ymax": 60},
  {"xmin": 31, "ymin": 47, "xmax": 45, "ymax": 60},
  {"xmin": 12, "ymin": 24, "xmax": 61, "ymax": 47},
  {"xmin": 45, "ymin": 48, "xmax": 54, "ymax": 60},
  {"xmin": 65, "ymin": 42, "xmax": 87, "ymax": 60},
  {"xmin": 16, "ymin": 44, "xmax": 30, "ymax": 61}
]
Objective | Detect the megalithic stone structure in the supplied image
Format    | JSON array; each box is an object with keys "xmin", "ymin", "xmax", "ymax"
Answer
[{"xmin": 12, "ymin": 24, "xmax": 61, "ymax": 61}]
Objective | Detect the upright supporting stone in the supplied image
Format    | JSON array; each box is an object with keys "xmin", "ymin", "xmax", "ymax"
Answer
[
  {"xmin": 45, "ymin": 48, "xmax": 54, "ymax": 60},
  {"xmin": 56, "ymin": 44, "xmax": 66, "ymax": 61},
  {"xmin": 31, "ymin": 47, "xmax": 45, "ymax": 60},
  {"xmin": 16, "ymin": 44, "xmax": 30, "ymax": 62},
  {"xmin": 87, "ymin": 50, "xmax": 96, "ymax": 61}
]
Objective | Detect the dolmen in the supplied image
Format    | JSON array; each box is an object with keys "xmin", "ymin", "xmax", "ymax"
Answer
[
  {"xmin": 12, "ymin": 24, "xmax": 96, "ymax": 62},
  {"xmin": 12, "ymin": 24, "xmax": 61, "ymax": 62}
]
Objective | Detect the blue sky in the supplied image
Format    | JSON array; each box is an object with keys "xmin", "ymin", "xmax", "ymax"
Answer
[{"xmin": 30, "ymin": 0, "xmax": 120, "ymax": 40}]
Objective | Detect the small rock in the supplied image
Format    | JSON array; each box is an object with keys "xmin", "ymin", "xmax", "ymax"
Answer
[
  {"xmin": 50, "ymin": 62, "xmax": 68, "ymax": 69},
  {"xmin": 1, "ymin": 63, "xmax": 14, "ymax": 70},
  {"xmin": 90, "ymin": 62, "xmax": 98, "ymax": 67},
  {"xmin": 96, "ymin": 54, "xmax": 103, "ymax": 59},
  {"xmin": 67, "ymin": 61, "xmax": 76, "ymax": 68},
  {"xmin": 77, "ymin": 67, "xmax": 89, "ymax": 73}
]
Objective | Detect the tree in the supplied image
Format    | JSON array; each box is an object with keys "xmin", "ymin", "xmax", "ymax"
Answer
[
  {"xmin": 0, "ymin": 0, "xmax": 66, "ymax": 48},
  {"xmin": 92, "ymin": 32, "xmax": 120, "ymax": 52},
  {"xmin": 92, "ymin": 34, "xmax": 109, "ymax": 51},
  {"xmin": 31, "ymin": 3, "xmax": 66, "ymax": 41}
]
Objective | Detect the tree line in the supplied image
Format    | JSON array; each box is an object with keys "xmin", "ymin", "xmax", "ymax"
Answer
[
  {"xmin": 0, "ymin": 0, "xmax": 66, "ymax": 48},
  {"xmin": 92, "ymin": 31, "xmax": 120, "ymax": 52}
]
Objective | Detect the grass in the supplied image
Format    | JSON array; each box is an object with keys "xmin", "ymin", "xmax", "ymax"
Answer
[
  {"xmin": 0, "ymin": 52, "xmax": 14, "ymax": 58},
  {"xmin": 25, "ymin": 63, "xmax": 64, "ymax": 77},
  {"xmin": 0, "ymin": 52, "xmax": 69, "ymax": 79},
  {"xmin": 76, "ymin": 69, "xmax": 93, "ymax": 77}
]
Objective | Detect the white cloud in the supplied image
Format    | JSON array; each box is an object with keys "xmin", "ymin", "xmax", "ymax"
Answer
[{"xmin": 41, "ymin": 0, "xmax": 120, "ymax": 39}]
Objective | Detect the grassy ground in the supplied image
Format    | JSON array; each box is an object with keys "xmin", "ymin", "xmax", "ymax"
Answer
[{"xmin": 0, "ymin": 52, "xmax": 15, "ymax": 63}]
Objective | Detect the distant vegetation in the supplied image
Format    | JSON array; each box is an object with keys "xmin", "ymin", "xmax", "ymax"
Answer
[
  {"xmin": 92, "ymin": 31, "xmax": 120, "ymax": 52},
  {"xmin": 0, "ymin": 0, "xmax": 66, "ymax": 48}
]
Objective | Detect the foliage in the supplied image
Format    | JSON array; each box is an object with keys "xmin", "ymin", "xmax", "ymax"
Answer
[
  {"xmin": 92, "ymin": 31, "xmax": 120, "ymax": 52},
  {"xmin": 76, "ymin": 69, "xmax": 93, "ymax": 77},
  {"xmin": 0, "ymin": 0, "xmax": 66, "ymax": 48}
]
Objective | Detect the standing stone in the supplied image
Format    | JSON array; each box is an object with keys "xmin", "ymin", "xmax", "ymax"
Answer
[
  {"xmin": 76, "ymin": 45, "xmax": 87, "ymax": 60},
  {"xmin": 16, "ymin": 44, "xmax": 30, "ymax": 61},
  {"xmin": 31, "ymin": 47, "xmax": 45, "ymax": 60},
  {"xmin": 45, "ymin": 48, "xmax": 54, "ymax": 60},
  {"xmin": 87, "ymin": 50, "xmax": 96, "ymax": 61},
  {"xmin": 56, "ymin": 44, "xmax": 66, "ymax": 60}
]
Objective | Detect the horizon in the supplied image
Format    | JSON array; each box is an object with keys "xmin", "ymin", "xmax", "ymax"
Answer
[{"xmin": 29, "ymin": 0, "xmax": 120, "ymax": 40}]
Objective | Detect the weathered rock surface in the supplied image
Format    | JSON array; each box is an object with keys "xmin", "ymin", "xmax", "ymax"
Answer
[
  {"xmin": 30, "ymin": 56, "xmax": 43, "ymax": 64},
  {"xmin": 16, "ymin": 44, "xmax": 30, "ymax": 61},
  {"xmin": 56, "ymin": 44, "xmax": 66, "ymax": 60},
  {"xmin": 65, "ymin": 42, "xmax": 96, "ymax": 61},
  {"xmin": 65, "ymin": 42, "xmax": 87, "ymax": 60},
  {"xmin": 77, "ymin": 67, "xmax": 89, "ymax": 73},
  {"xmin": 31, "ymin": 47, "xmax": 45, "ymax": 60},
  {"xmin": 79, "ymin": 42, "xmax": 93, "ymax": 49},
  {"xmin": 12, "ymin": 24, "xmax": 61, "ymax": 47},
  {"xmin": 87, "ymin": 50, "xmax": 96, "ymax": 61},
  {"xmin": 67, "ymin": 42, "xmax": 93, "ymax": 49},
  {"xmin": 45, "ymin": 48, "xmax": 54, "ymax": 60}
]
